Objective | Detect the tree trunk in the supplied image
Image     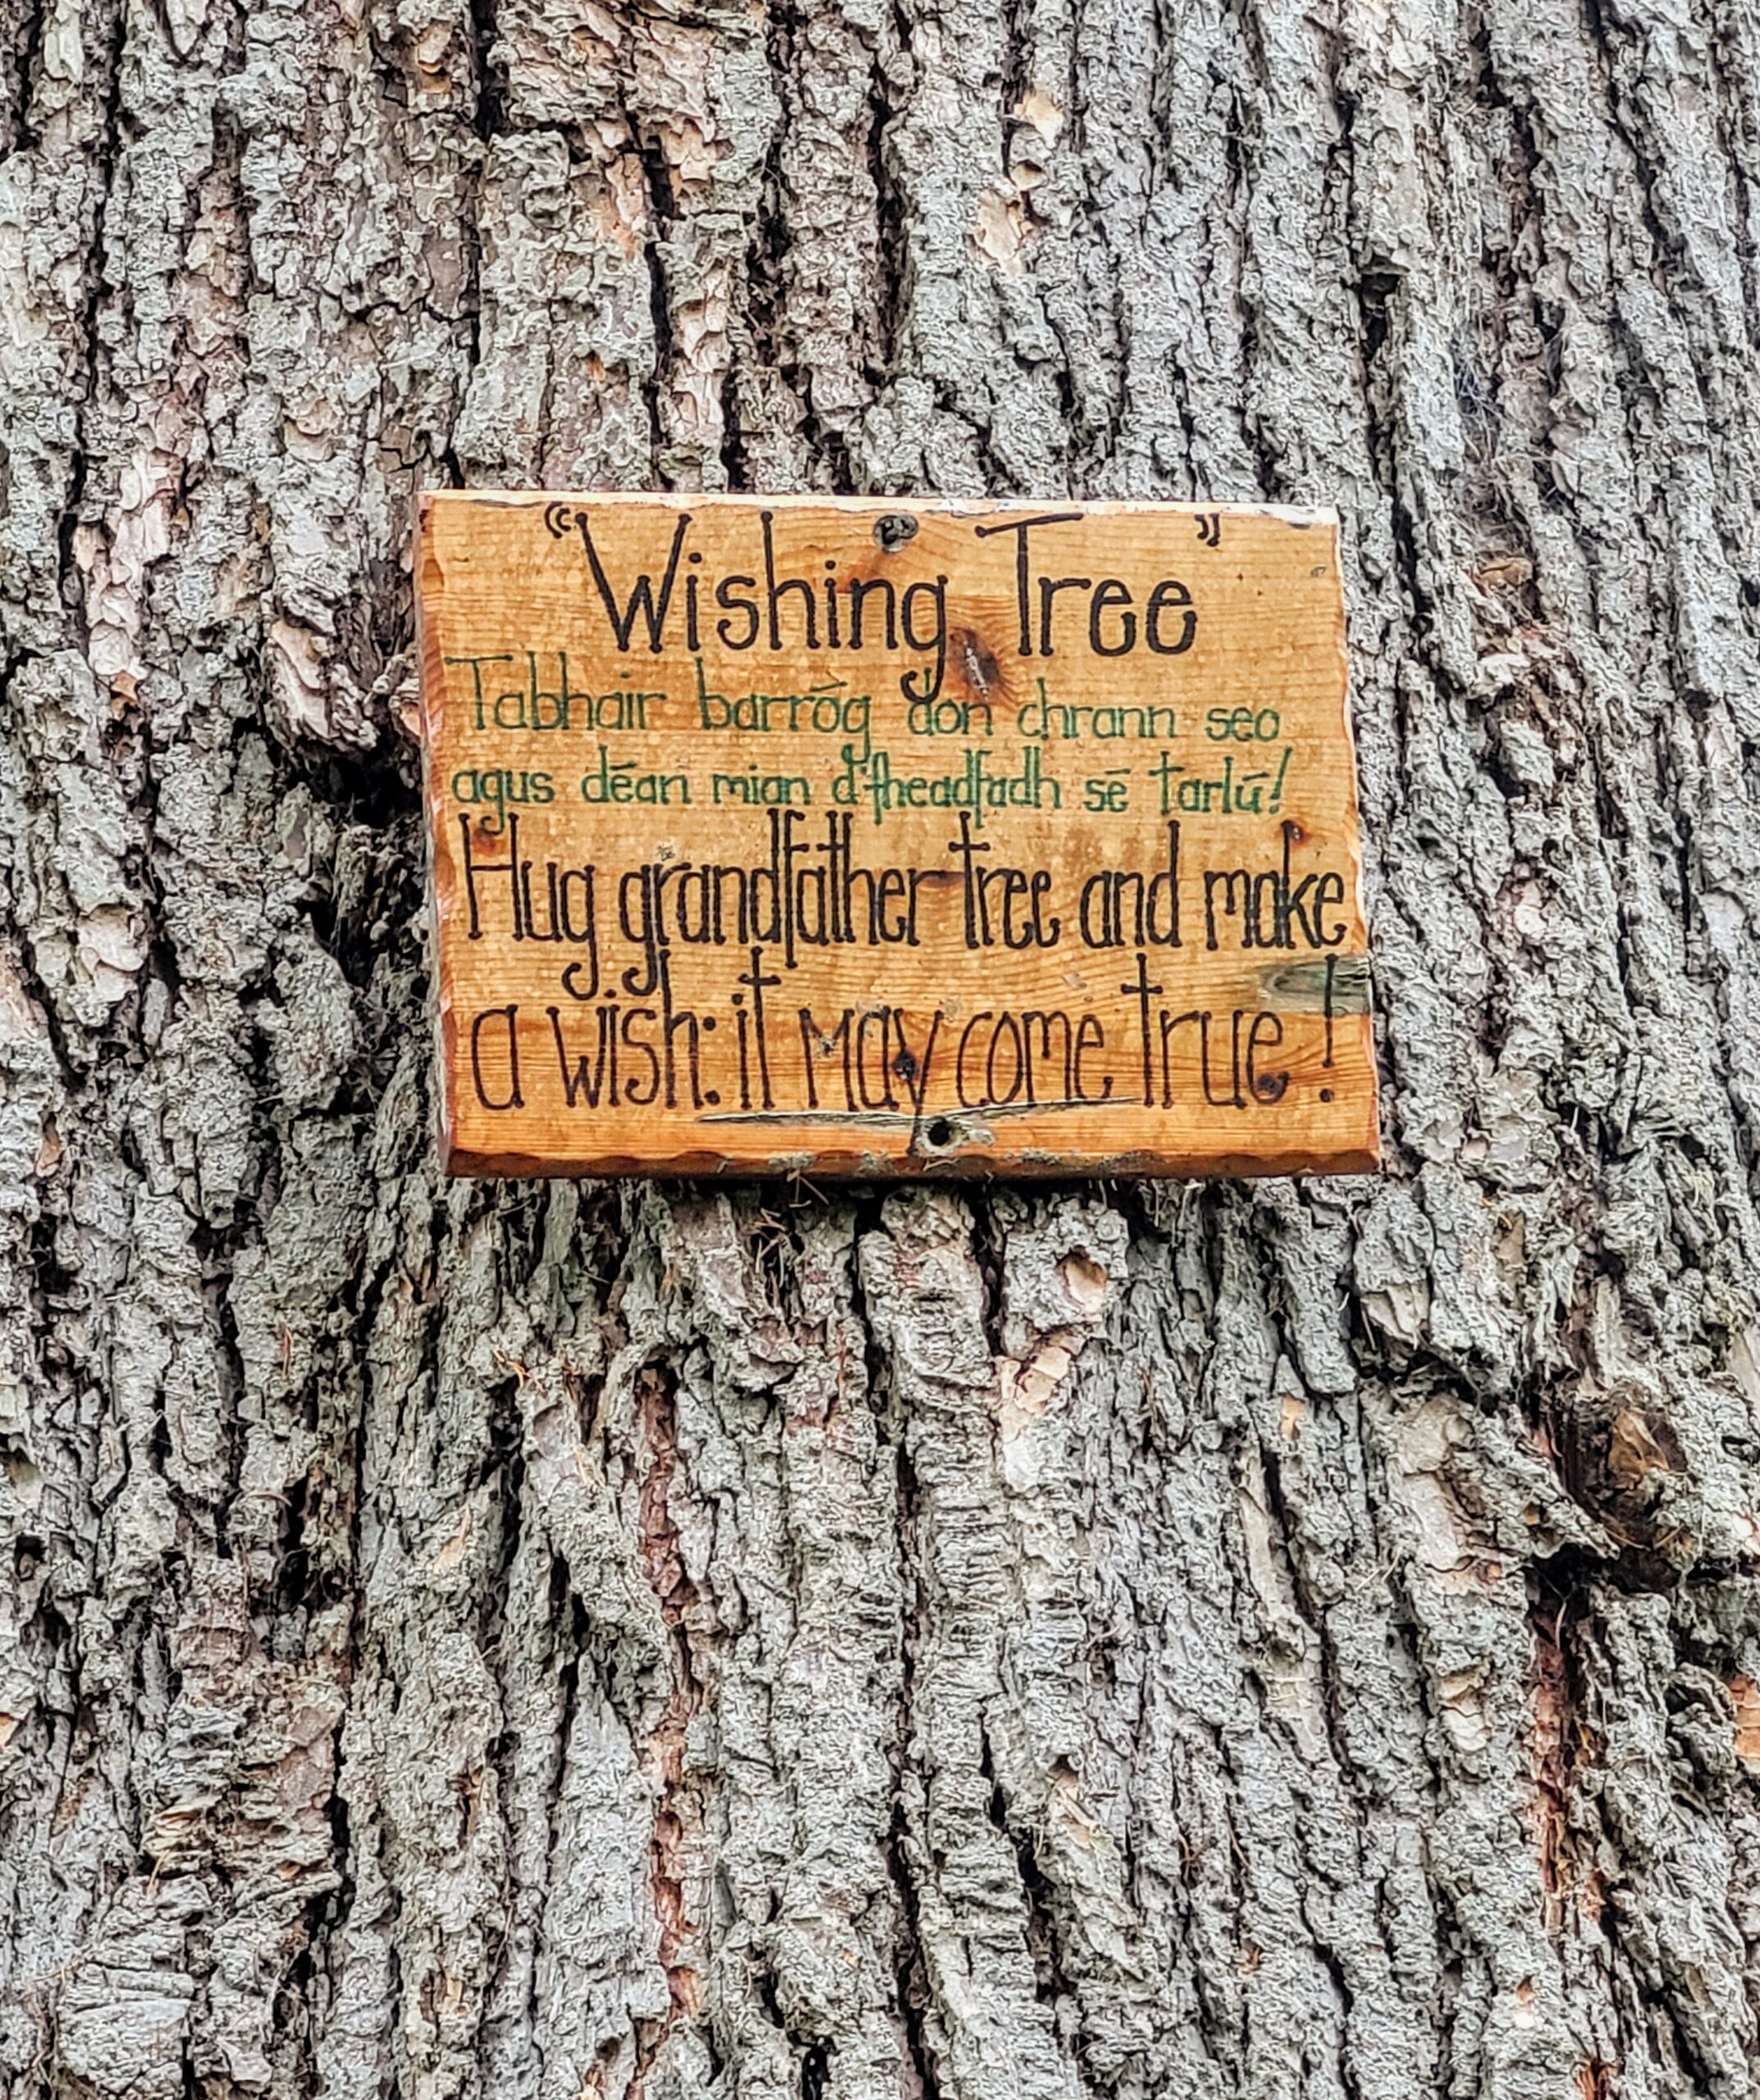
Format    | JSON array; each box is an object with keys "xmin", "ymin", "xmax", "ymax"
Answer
[{"xmin": 4, "ymin": 0, "xmax": 1760, "ymax": 2095}]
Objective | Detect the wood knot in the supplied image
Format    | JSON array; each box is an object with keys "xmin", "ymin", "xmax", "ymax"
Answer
[{"xmin": 1552, "ymin": 1381, "xmax": 1692, "ymax": 1561}]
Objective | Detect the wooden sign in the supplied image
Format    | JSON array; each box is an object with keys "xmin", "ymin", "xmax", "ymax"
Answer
[{"xmin": 415, "ymin": 493, "xmax": 1378, "ymax": 1178}]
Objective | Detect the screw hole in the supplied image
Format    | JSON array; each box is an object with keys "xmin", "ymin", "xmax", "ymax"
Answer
[
  {"xmin": 874, "ymin": 513, "xmax": 918, "ymax": 552},
  {"xmin": 924, "ymin": 1116, "xmax": 955, "ymax": 1148}
]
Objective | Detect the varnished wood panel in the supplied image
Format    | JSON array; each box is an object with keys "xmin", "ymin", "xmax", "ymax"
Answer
[{"xmin": 416, "ymin": 492, "xmax": 1378, "ymax": 1178}]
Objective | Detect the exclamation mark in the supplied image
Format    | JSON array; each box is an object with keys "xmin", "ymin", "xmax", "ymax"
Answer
[
  {"xmin": 1319, "ymin": 955, "xmax": 1336, "ymax": 1101},
  {"xmin": 1269, "ymin": 746, "xmax": 1291, "ymax": 815}
]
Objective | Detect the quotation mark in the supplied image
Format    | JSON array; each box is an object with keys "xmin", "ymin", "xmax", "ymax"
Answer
[{"xmin": 1195, "ymin": 512, "xmax": 1221, "ymax": 548}]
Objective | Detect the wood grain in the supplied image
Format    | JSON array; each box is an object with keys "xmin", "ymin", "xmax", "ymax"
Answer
[{"xmin": 416, "ymin": 492, "xmax": 1378, "ymax": 1177}]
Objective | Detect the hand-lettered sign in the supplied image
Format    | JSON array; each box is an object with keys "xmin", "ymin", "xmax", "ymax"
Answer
[{"xmin": 415, "ymin": 493, "xmax": 1378, "ymax": 1177}]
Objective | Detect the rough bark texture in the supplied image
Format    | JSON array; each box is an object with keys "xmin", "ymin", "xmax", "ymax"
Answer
[{"xmin": 3, "ymin": 1, "xmax": 1760, "ymax": 2096}]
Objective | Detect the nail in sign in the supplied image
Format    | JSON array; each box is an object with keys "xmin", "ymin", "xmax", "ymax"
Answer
[{"xmin": 416, "ymin": 493, "xmax": 1378, "ymax": 1178}]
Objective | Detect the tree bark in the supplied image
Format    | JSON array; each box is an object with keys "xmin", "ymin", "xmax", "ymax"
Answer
[{"xmin": 3, "ymin": 0, "xmax": 1760, "ymax": 2095}]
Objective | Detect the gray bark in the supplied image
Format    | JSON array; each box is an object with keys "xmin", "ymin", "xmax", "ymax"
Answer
[{"xmin": 2, "ymin": 0, "xmax": 1759, "ymax": 2096}]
